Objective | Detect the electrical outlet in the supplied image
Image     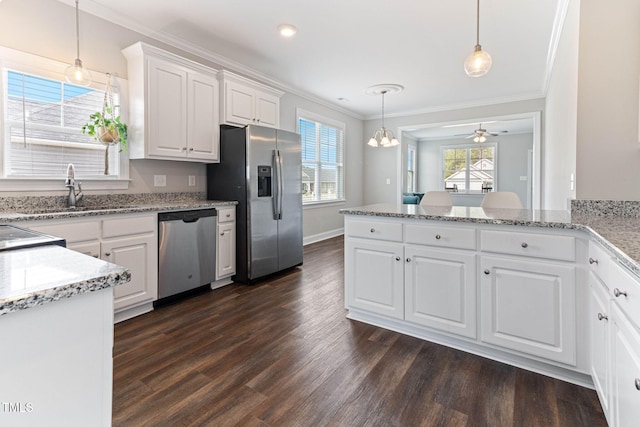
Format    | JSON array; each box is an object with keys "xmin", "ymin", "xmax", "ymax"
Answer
[
  {"xmin": 519, "ymin": 176, "xmax": 527, "ymax": 181},
  {"xmin": 154, "ymin": 175, "xmax": 166, "ymax": 187},
  {"xmin": 188, "ymin": 176, "xmax": 196, "ymax": 187},
  {"xmin": 386, "ymin": 178, "xmax": 391, "ymax": 185}
]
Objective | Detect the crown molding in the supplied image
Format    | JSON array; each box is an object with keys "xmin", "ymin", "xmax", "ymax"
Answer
[
  {"xmin": 55, "ymin": 0, "xmax": 365, "ymax": 121},
  {"xmin": 364, "ymin": 92, "xmax": 546, "ymax": 121},
  {"xmin": 542, "ymin": 0, "xmax": 571, "ymax": 95}
]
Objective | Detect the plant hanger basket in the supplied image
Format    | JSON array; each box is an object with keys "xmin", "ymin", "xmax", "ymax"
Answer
[{"xmin": 97, "ymin": 73, "xmax": 120, "ymax": 146}]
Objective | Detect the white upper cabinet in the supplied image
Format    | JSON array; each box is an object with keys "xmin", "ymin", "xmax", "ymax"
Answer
[
  {"xmin": 219, "ymin": 70, "xmax": 283, "ymax": 128},
  {"xmin": 122, "ymin": 42, "xmax": 220, "ymax": 163}
]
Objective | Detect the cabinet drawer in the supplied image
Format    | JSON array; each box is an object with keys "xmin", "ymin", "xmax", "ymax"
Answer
[
  {"xmin": 609, "ymin": 261, "xmax": 640, "ymax": 330},
  {"xmin": 588, "ymin": 241, "xmax": 617, "ymax": 288},
  {"xmin": 27, "ymin": 220, "xmax": 100, "ymax": 245},
  {"xmin": 405, "ymin": 224, "xmax": 476, "ymax": 250},
  {"xmin": 217, "ymin": 207, "xmax": 236, "ymax": 223},
  {"xmin": 102, "ymin": 215, "xmax": 156, "ymax": 239},
  {"xmin": 480, "ymin": 229, "xmax": 575, "ymax": 262},
  {"xmin": 346, "ymin": 220, "xmax": 402, "ymax": 242}
]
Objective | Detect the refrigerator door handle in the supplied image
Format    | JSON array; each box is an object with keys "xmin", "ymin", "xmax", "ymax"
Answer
[{"xmin": 276, "ymin": 149, "xmax": 284, "ymax": 219}]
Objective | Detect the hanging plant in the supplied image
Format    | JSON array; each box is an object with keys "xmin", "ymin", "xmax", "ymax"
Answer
[{"xmin": 81, "ymin": 73, "xmax": 127, "ymax": 175}]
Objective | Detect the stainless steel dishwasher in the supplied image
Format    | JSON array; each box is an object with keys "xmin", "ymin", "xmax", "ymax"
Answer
[{"xmin": 158, "ymin": 209, "xmax": 217, "ymax": 299}]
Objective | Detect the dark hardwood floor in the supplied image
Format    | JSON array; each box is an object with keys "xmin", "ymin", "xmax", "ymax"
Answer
[{"xmin": 113, "ymin": 236, "xmax": 607, "ymax": 426}]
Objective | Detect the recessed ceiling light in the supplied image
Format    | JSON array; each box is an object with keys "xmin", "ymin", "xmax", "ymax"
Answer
[
  {"xmin": 337, "ymin": 97, "xmax": 349, "ymax": 102},
  {"xmin": 278, "ymin": 24, "xmax": 297, "ymax": 37}
]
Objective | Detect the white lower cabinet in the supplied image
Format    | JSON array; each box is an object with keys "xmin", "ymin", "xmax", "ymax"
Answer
[
  {"xmin": 216, "ymin": 207, "xmax": 236, "ymax": 280},
  {"xmin": 590, "ymin": 272, "xmax": 612, "ymax": 420},
  {"xmin": 345, "ymin": 237, "xmax": 404, "ymax": 319},
  {"xmin": 405, "ymin": 245, "xmax": 476, "ymax": 338},
  {"xmin": 23, "ymin": 213, "xmax": 158, "ymax": 322},
  {"xmin": 611, "ymin": 303, "xmax": 640, "ymax": 427},
  {"xmin": 479, "ymin": 255, "xmax": 576, "ymax": 365}
]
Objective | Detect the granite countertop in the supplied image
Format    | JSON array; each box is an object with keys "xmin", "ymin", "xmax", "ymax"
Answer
[
  {"xmin": 340, "ymin": 203, "xmax": 640, "ymax": 278},
  {"xmin": 0, "ymin": 245, "xmax": 130, "ymax": 316},
  {"xmin": 0, "ymin": 199, "xmax": 236, "ymax": 223}
]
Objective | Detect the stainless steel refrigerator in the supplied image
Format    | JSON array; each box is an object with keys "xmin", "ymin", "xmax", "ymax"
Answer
[{"xmin": 206, "ymin": 125, "xmax": 303, "ymax": 283}]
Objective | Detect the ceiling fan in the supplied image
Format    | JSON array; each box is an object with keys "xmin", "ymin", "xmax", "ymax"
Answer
[{"xmin": 456, "ymin": 123, "xmax": 508, "ymax": 143}]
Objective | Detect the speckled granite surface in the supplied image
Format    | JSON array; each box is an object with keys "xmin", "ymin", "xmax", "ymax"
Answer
[
  {"xmin": 0, "ymin": 192, "xmax": 236, "ymax": 223},
  {"xmin": 340, "ymin": 203, "xmax": 640, "ymax": 278},
  {"xmin": 0, "ymin": 245, "xmax": 130, "ymax": 316}
]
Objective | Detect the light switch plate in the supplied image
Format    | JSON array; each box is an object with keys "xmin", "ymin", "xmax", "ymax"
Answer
[
  {"xmin": 519, "ymin": 176, "xmax": 527, "ymax": 181},
  {"xmin": 154, "ymin": 175, "xmax": 166, "ymax": 187},
  {"xmin": 188, "ymin": 176, "xmax": 196, "ymax": 187},
  {"xmin": 386, "ymin": 178, "xmax": 391, "ymax": 185}
]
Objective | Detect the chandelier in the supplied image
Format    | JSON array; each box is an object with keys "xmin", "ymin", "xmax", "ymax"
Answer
[{"xmin": 366, "ymin": 84, "xmax": 403, "ymax": 148}]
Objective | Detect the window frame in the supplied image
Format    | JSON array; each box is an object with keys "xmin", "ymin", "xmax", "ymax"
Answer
[
  {"xmin": 296, "ymin": 108, "xmax": 346, "ymax": 207},
  {"xmin": 406, "ymin": 143, "xmax": 417, "ymax": 193},
  {"xmin": 0, "ymin": 46, "xmax": 129, "ymax": 191},
  {"xmin": 439, "ymin": 143, "xmax": 497, "ymax": 194}
]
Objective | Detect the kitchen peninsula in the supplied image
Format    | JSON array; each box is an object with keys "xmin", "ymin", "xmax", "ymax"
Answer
[
  {"xmin": 341, "ymin": 203, "xmax": 640, "ymax": 427},
  {"xmin": 0, "ymin": 244, "xmax": 130, "ymax": 426}
]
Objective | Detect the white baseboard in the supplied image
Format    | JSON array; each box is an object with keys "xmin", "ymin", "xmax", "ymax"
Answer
[
  {"xmin": 303, "ymin": 228, "xmax": 344, "ymax": 246},
  {"xmin": 114, "ymin": 302, "xmax": 154, "ymax": 323}
]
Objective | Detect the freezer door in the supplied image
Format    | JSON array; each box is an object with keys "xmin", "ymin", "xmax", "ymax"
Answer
[
  {"xmin": 276, "ymin": 129, "xmax": 303, "ymax": 270},
  {"xmin": 247, "ymin": 125, "xmax": 279, "ymax": 279}
]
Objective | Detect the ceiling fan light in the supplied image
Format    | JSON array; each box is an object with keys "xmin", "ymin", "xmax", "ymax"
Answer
[
  {"xmin": 473, "ymin": 136, "xmax": 480, "ymax": 143},
  {"xmin": 479, "ymin": 135, "xmax": 486, "ymax": 143},
  {"xmin": 464, "ymin": 46, "xmax": 492, "ymax": 77}
]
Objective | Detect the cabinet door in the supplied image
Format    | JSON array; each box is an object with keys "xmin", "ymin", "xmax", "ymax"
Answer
[
  {"xmin": 187, "ymin": 71, "xmax": 219, "ymax": 161},
  {"xmin": 590, "ymin": 273, "xmax": 611, "ymax": 416},
  {"xmin": 405, "ymin": 246, "xmax": 476, "ymax": 338},
  {"xmin": 104, "ymin": 234, "xmax": 158, "ymax": 312},
  {"xmin": 612, "ymin": 303, "xmax": 640, "ymax": 427},
  {"xmin": 147, "ymin": 56, "xmax": 188, "ymax": 157},
  {"xmin": 67, "ymin": 241, "xmax": 101, "ymax": 258},
  {"xmin": 480, "ymin": 256, "xmax": 576, "ymax": 365},
  {"xmin": 216, "ymin": 221, "xmax": 236, "ymax": 279},
  {"xmin": 224, "ymin": 81, "xmax": 254, "ymax": 126},
  {"xmin": 345, "ymin": 238, "xmax": 404, "ymax": 319},
  {"xmin": 254, "ymin": 90, "xmax": 279, "ymax": 128}
]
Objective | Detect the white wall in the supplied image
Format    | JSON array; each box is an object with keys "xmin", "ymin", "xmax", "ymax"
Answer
[
  {"xmin": 544, "ymin": 0, "xmax": 580, "ymax": 210},
  {"xmin": 415, "ymin": 133, "xmax": 533, "ymax": 208},
  {"xmin": 363, "ymin": 98, "xmax": 545, "ymax": 205},
  {"xmin": 0, "ymin": 0, "xmax": 363, "ymax": 241},
  {"xmin": 576, "ymin": 0, "xmax": 640, "ymax": 200}
]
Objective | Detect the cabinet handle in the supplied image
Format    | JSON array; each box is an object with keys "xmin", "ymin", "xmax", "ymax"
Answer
[
  {"xmin": 435, "ymin": 234, "xmax": 441, "ymax": 240},
  {"xmin": 484, "ymin": 269, "xmax": 490, "ymax": 275},
  {"xmin": 92, "ymin": 254, "xmax": 98, "ymax": 258},
  {"xmin": 406, "ymin": 258, "xmax": 411, "ymax": 263},
  {"xmin": 395, "ymin": 256, "xmax": 401, "ymax": 261},
  {"xmin": 614, "ymin": 288, "xmax": 628, "ymax": 298},
  {"xmin": 226, "ymin": 214, "xmax": 231, "ymax": 218},
  {"xmin": 220, "ymin": 232, "xmax": 225, "ymax": 236},
  {"xmin": 635, "ymin": 378, "xmax": 640, "ymax": 391},
  {"xmin": 597, "ymin": 313, "xmax": 608, "ymax": 321},
  {"xmin": 104, "ymin": 252, "xmax": 111, "ymax": 257},
  {"xmin": 521, "ymin": 242, "xmax": 528, "ymax": 248},
  {"xmin": 370, "ymin": 228, "xmax": 375, "ymax": 233},
  {"xmin": 589, "ymin": 257, "xmax": 599, "ymax": 265}
]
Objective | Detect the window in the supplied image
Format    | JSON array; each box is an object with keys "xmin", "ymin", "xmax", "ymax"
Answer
[
  {"xmin": 0, "ymin": 46, "xmax": 128, "ymax": 190},
  {"xmin": 441, "ymin": 144, "xmax": 496, "ymax": 193},
  {"xmin": 297, "ymin": 109, "xmax": 345, "ymax": 205},
  {"xmin": 406, "ymin": 144, "xmax": 417, "ymax": 192}
]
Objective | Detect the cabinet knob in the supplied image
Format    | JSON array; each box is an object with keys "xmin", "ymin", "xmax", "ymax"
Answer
[
  {"xmin": 370, "ymin": 228, "xmax": 375, "ymax": 233},
  {"xmin": 521, "ymin": 242, "xmax": 528, "ymax": 248},
  {"xmin": 484, "ymin": 269, "xmax": 490, "ymax": 275},
  {"xmin": 92, "ymin": 254, "xmax": 98, "ymax": 258},
  {"xmin": 614, "ymin": 288, "xmax": 628, "ymax": 298},
  {"xmin": 406, "ymin": 258, "xmax": 411, "ymax": 263},
  {"xmin": 256, "ymin": 119, "xmax": 260, "ymax": 123},
  {"xmin": 635, "ymin": 378, "xmax": 640, "ymax": 391},
  {"xmin": 104, "ymin": 252, "xmax": 111, "ymax": 257},
  {"xmin": 589, "ymin": 257, "xmax": 599, "ymax": 265},
  {"xmin": 395, "ymin": 256, "xmax": 401, "ymax": 261},
  {"xmin": 189, "ymin": 148, "xmax": 194, "ymax": 152},
  {"xmin": 182, "ymin": 147, "xmax": 187, "ymax": 151},
  {"xmin": 226, "ymin": 214, "xmax": 231, "ymax": 218},
  {"xmin": 597, "ymin": 313, "xmax": 608, "ymax": 321},
  {"xmin": 435, "ymin": 234, "xmax": 441, "ymax": 240},
  {"xmin": 220, "ymin": 232, "xmax": 225, "ymax": 236}
]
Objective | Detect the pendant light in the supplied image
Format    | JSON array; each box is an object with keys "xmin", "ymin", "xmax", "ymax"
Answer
[
  {"xmin": 366, "ymin": 84, "xmax": 403, "ymax": 148},
  {"xmin": 65, "ymin": 0, "xmax": 92, "ymax": 86},
  {"xmin": 464, "ymin": 0, "xmax": 492, "ymax": 78}
]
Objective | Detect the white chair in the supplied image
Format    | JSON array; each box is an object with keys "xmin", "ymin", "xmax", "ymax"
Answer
[
  {"xmin": 481, "ymin": 192, "xmax": 523, "ymax": 209},
  {"xmin": 420, "ymin": 191, "xmax": 453, "ymax": 207}
]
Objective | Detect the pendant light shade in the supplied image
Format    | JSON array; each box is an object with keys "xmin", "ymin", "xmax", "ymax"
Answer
[
  {"xmin": 65, "ymin": 0, "xmax": 92, "ymax": 86},
  {"xmin": 366, "ymin": 84, "xmax": 403, "ymax": 148},
  {"xmin": 464, "ymin": 0, "xmax": 492, "ymax": 78}
]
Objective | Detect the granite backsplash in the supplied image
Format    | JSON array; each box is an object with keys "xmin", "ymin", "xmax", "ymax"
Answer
[{"xmin": 571, "ymin": 200, "xmax": 640, "ymax": 217}]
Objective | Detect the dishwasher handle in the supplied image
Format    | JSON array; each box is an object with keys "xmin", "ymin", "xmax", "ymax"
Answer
[{"xmin": 158, "ymin": 209, "xmax": 217, "ymax": 223}]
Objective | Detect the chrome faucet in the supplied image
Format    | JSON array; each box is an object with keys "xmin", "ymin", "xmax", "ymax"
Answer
[{"xmin": 65, "ymin": 163, "xmax": 83, "ymax": 208}]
